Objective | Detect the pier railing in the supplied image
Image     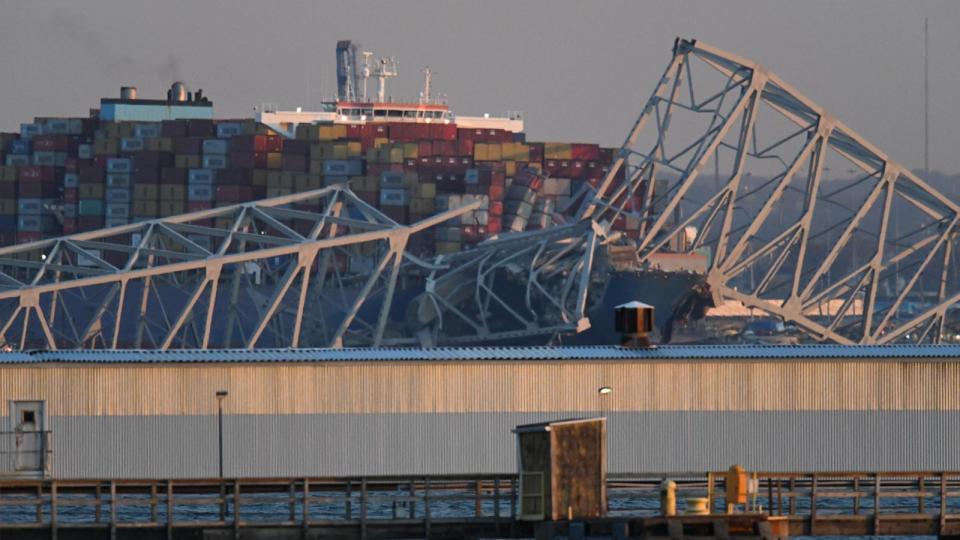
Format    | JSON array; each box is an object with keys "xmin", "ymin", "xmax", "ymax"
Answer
[{"xmin": 1, "ymin": 472, "xmax": 959, "ymax": 537}]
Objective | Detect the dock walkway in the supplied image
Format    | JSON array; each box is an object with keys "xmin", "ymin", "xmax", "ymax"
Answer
[{"xmin": 1, "ymin": 471, "xmax": 959, "ymax": 539}]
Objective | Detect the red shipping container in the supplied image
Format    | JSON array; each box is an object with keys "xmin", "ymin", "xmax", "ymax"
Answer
[
  {"xmin": 571, "ymin": 143, "xmax": 601, "ymax": 161},
  {"xmin": 175, "ymin": 137, "xmax": 203, "ymax": 155},
  {"xmin": 161, "ymin": 120, "xmax": 189, "ymax": 138},
  {"xmin": 488, "ymin": 201, "xmax": 503, "ymax": 216},
  {"xmin": 93, "ymin": 156, "xmax": 110, "ymax": 168},
  {"xmin": 19, "ymin": 166, "xmax": 57, "ymax": 183},
  {"xmin": 64, "ymin": 158, "xmax": 79, "ymax": 172},
  {"xmin": 187, "ymin": 201, "xmax": 213, "ymax": 213},
  {"xmin": 418, "ymin": 141, "xmax": 433, "ymax": 157},
  {"xmin": 528, "ymin": 143, "xmax": 544, "ymax": 163},
  {"xmin": 346, "ymin": 124, "xmax": 363, "ymax": 139},
  {"xmin": 217, "ymin": 168, "xmax": 253, "ymax": 185},
  {"xmin": 457, "ymin": 139, "xmax": 474, "ymax": 157},
  {"xmin": 488, "ymin": 185, "xmax": 505, "ymax": 201},
  {"xmin": 64, "ymin": 188, "xmax": 78, "ymax": 203},
  {"xmin": 232, "ymin": 135, "xmax": 267, "ymax": 153},
  {"xmin": 281, "ymin": 154, "xmax": 307, "ymax": 172},
  {"xmin": 78, "ymin": 216, "xmax": 104, "ymax": 230},
  {"xmin": 187, "ymin": 119, "xmax": 214, "ymax": 137},
  {"xmin": 33, "ymin": 134, "xmax": 72, "ymax": 152},
  {"xmin": 134, "ymin": 167, "xmax": 160, "ymax": 184},
  {"xmin": 160, "ymin": 167, "xmax": 187, "ymax": 185},
  {"xmin": 16, "ymin": 231, "xmax": 42, "ymax": 244},
  {"xmin": 283, "ymin": 139, "xmax": 310, "ymax": 155},
  {"xmin": 18, "ymin": 180, "xmax": 59, "ymax": 198},
  {"xmin": 216, "ymin": 185, "xmax": 253, "ymax": 202},
  {"xmin": 79, "ymin": 164, "xmax": 104, "ymax": 183},
  {"xmin": 487, "ymin": 219, "xmax": 502, "ymax": 235},
  {"xmin": 373, "ymin": 124, "xmax": 389, "ymax": 137},
  {"xmin": 265, "ymin": 135, "xmax": 283, "ymax": 153}
]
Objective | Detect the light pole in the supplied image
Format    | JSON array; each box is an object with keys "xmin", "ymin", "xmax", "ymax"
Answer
[
  {"xmin": 216, "ymin": 390, "xmax": 228, "ymax": 478},
  {"xmin": 598, "ymin": 386, "xmax": 612, "ymax": 417}
]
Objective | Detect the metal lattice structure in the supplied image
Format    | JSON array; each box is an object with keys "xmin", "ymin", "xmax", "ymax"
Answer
[
  {"xmin": 581, "ymin": 38, "xmax": 960, "ymax": 344},
  {"xmin": 0, "ymin": 185, "xmax": 477, "ymax": 350},
  {"xmin": 1, "ymin": 38, "xmax": 957, "ymax": 349}
]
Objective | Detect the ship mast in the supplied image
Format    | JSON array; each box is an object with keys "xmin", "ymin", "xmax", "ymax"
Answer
[{"xmin": 420, "ymin": 67, "xmax": 432, "ymax": 104}]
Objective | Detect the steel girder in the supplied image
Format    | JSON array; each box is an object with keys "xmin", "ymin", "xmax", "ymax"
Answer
[
  {"xmin": 0, "ymin": 185, "xmax": 478, "ymax": 350},
  {"xmin": 581, "ymin": 38, "xmax": 960, "ymax": 344}
]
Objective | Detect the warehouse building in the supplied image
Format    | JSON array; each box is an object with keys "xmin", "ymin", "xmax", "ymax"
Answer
[{"xmin": 1, "ymin": 344, "xmax": 959, "ymax": 479}]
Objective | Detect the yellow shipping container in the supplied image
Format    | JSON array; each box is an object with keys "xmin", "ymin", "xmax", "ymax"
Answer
[
  {"xmin": 160, "ymin": 201, "xmax": 185, "ymax": 216},
  {"xmin": 0, "ymin": 166, "xmax": 17, "ymax": 182},
  {"xmin": 94, "ymin": 137, "xmax": 119, "ymax": 156},
  {"xmin": 389, "ymin": 147, "xmax": 404, "ymax": 164},
  {"xmin": 79, "ymin": 184, "xmax": 104, "ymax": 198},
  {"xmin": 505, "ymin": 161, "xmax": 517, "ymax": 176},
  {"xmin": 347, "ymin": 141, "xmax": 362, "ymax": 157},
  {"xmin": 403, "ymin": 143, "xmax": 418, "ymax": 159},
  {"xmin": 159, "ymin": 185, "xmax": 185, "ymax": 201},
  {"xmin": 410, "ymin": 198, "xmax": 436, "ymax": 214},
  {"xmin": 332, "ymin": 144, "xmax": 348, "ymax": 160},
  {"xmin": 544, "ymin": 142, "xmax": 572, "ymax": 160},
  {"xmin": 0, "ymin": 199, "xmax": 16, "ymax": 215},
  {"xmin": 134, "ymin": 200, "xmax": 159, "ymax": 217},
  {"xmin": 436, "ymin": 242, "xmax": 461, "ymax": 255},
  {"xmin": 373, "ymin": 137, "xmax": 389, "ymax": 149},
  {"xmin": 474, "ymin": 143, "xmax": 488, "ymax": 162},
  {"xmin": 134, "ymin": 184, "xmax": 158, "ymax": 200},
  {"xmin": 267, "ymin": 152, "xmax": 283, "ymax": 169},
  {"xmin": 266, "ymin": 187, "xmax": 292, "ymax": 197},
  {"xmin": 295, "ymin": 124, "xmax": 312, "ymax": 140},
  {"xmin": 417, "ymin": 182, "xmax": 437, "ymax": 199},
  {"xmin": 487, "ymin": 143, "xmax": 502, "ymax": 161},
  {"xmin": 251, "ymin": 170, "xmax": 269, "ymax": 186},
  {"xmin": 318, "ymin": 125, "xmax": 335, "ymax": 141},
  {"xmin": 332, "ymin": 125, "xmax": 348, "ymax": 139}
]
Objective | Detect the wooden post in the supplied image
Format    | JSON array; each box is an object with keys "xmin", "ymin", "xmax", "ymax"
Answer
[
  {"xmin": 941, "ymin": 473, "xmax": 948, "ymax": 536},
  {"xmin": 789, "ymin": 477, "xmax": 796, "ymax": 515},
  {"xmin": 110, "ymin": 480, "xmax": 117, "ymax": 540},
  {"xmin": 494, "ymin": 477, "xmax": 501, "ymax": 522},
  {"xmin": 777, "ymin": 479, "xmax": 783, "ymax": 516},
  {"xmin": 810, "ymin": 474, "xmax": 818, "ymax": 536},
  {"xmin": 853, "ymin": 477, "xmax": 860, "ymax": 515},
  {"xmin": 219, "ymin": 480, "xmax": 227, "ymax": 523},
  {"xmin": 302, "ymin": 478, "xmax": 311, "ymax": 536},
  {"xmin": 151, "ymin": 482, "xmax": 158, "ymax": 523},
  {"xmin": 345, "ymin": 479, "xmax": 352, "ymax": 520},
  {"xmin": 50, "ymin": 481, "xmax": 58, "ymax": 540},
  {"xmin": 919, "ymin": 475, "xmax": 925, "ymax": 514},
  {"xmin": 166, "ymin": 480, "xmax": 174, "ymax": 540},
  {"xmin": 767, "ymin": 477, "xmax": 773, "ymax": 514},
  {"xmin": 475, "ymin": 479, "xmax": 483, "ymax": 517},
  {"xmin": 35, "ymin": 483, "xmax": 42, "ymax": 524},
  {"xmin": 288, "ymin": 480, "xmax": 296, "ymax": 523},
  {"xmin": 424, "ymin": 477, "xmax": 432, "ymax": 539},
  {"xmin": 707, "ymin": 472, "xmax": 715, "ymax": 514},
  {"xmin": 233, "ymin": 480, "xmax": 241, "ymax": 540},
  {"xmin": 360, "ymin": 478, "xmax": 368, "ymax": 540},
  {"xmin": 873, "ymin": 473, "xmax": 881, "ymax": 535},
  {"xmin": 95, "ymin": 483, "xmax": 102, "ymax": 524}
]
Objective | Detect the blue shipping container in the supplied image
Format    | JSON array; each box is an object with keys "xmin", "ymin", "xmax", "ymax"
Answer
[{"xmin": 7, "ymin": 140, "xmax": 31, "ymax": 155}]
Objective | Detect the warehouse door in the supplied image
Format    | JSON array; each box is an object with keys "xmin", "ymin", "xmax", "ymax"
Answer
[{"xmin": 11, "ymin": 401, "xmax": 45, "ymax": 472}]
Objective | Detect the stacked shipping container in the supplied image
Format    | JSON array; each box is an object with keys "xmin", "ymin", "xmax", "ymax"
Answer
[{"xmin": 0, "ymin": 108, "xmax": 634, "ymax": 257}]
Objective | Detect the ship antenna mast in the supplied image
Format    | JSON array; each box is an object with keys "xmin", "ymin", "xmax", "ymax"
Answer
[
  {"xmin": 375, "ymin": 56, "xmax": 398, "ymax": 102},
  {"xmin": 420, "ymin": 66, "xmax": 432, "ymax": 104},
  {"xmin": 360, "ymin": 51, "xmax": 373, "ymax": 102}
]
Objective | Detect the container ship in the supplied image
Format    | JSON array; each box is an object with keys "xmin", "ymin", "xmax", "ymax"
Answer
[{"xmin": 0, "ymin": 40, "xmax": 709, "ymax": 346}]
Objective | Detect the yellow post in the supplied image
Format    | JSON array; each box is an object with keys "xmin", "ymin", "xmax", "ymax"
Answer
[{"xmin": 660, "ymin": 480, "xmax": 677, "ymax": 516}]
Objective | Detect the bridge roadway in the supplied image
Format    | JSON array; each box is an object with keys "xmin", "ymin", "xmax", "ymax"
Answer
[{"xmin": 1, "ymin": 472, "xmax": 959, "ymax": 539}]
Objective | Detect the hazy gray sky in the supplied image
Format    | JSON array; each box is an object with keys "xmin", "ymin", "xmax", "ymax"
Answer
[{"xmin": 1, "ymin": 1, "xmax": 959, "ymax": 173}]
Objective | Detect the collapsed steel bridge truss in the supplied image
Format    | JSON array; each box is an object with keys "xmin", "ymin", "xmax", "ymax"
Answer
[
  {"xmin": 581, "ymin": 38, "xmax": 960, "ymax": 344},
  {"xmin": 0, "ymin": 186, "xmax": 476, "ymax": 349},
  {"xmin": 1, "ymin": 38, "xmax": 956, "ymax": 349}
]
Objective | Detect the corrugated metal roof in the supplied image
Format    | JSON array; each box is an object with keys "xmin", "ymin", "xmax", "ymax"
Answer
[{"xmin": 0, "ymin": 343, "xmax": 958, "ymax": 364}]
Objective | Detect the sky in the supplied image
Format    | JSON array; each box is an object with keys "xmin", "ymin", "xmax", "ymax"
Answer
[{"xmin": 1, "ymin": 0, "xmax": 959, "ymax": 173}]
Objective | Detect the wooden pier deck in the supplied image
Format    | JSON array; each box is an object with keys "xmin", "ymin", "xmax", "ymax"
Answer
[{"xmin": 0, "ymin": 472, "xmax": 958, "ymax": 539}]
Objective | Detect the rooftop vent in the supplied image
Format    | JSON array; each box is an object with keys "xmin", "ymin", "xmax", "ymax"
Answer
[
  {"xmin": 614, "ymin": 301, "xmax": 654, "ymax": 348},
  {"xmin": 120, "ymin": 86, "xmax": 137, "ymax": 100}
]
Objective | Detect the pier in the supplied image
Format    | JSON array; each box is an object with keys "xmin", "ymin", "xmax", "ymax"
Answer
[{"xmin": 2, "ymin": 472, "xmax": 960, "ymax": 539}]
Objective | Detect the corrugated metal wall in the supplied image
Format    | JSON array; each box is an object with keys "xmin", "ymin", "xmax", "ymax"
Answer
[
  {"xmin": 1, "ymin": 358, "xmax": 958, "ymax": 477},
  {"xmin": 2, "ymin": 361, "xmax": 959, "ymax": 416}
]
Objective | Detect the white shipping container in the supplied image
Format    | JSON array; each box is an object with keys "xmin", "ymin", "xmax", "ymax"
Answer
[
  {"xmin": 202, "ymin": 155, "xmax": 227, "ymax": 169},
  {"xmin": 106, "ymin": 204, "xmax": 130, "ymax": 219},
  {"xmin": 202, "ymin": 139, "xmax": 229, "ymax": 155},
  {"xmin": 133, "ymin": 123, "xmax": 161, "ymax": 138},
  {"xmin": 188, "ymin": 169, "xmax": 215, "ymax": 185},
  {"xmin": 106, "ymin": 173, "xmax": 131, "ymax": 188},
  {"xmin": 379, "ymin": 188, "xmax": 409, "ymax": 206},
  {"xmin": 216, "ymin": 123, "xmax": 243, "ymax": 138},
  {"xmin": 106, "ymin": 158, "xmax": 131, "ymax": 173},
  {"xmin": 77, "ymin": 144, "xmax": 93, "ymax": 159},
  {"xmin": 121, "ymin": 137, "xmax": 145, "ymax": 152},
  {"xmin": 64, "ymin": 173, "xmax": 79, "ymax": 188},
  {"xmin": 105, "ymin": 188, "xmax": 131, "ymax": 203}
]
